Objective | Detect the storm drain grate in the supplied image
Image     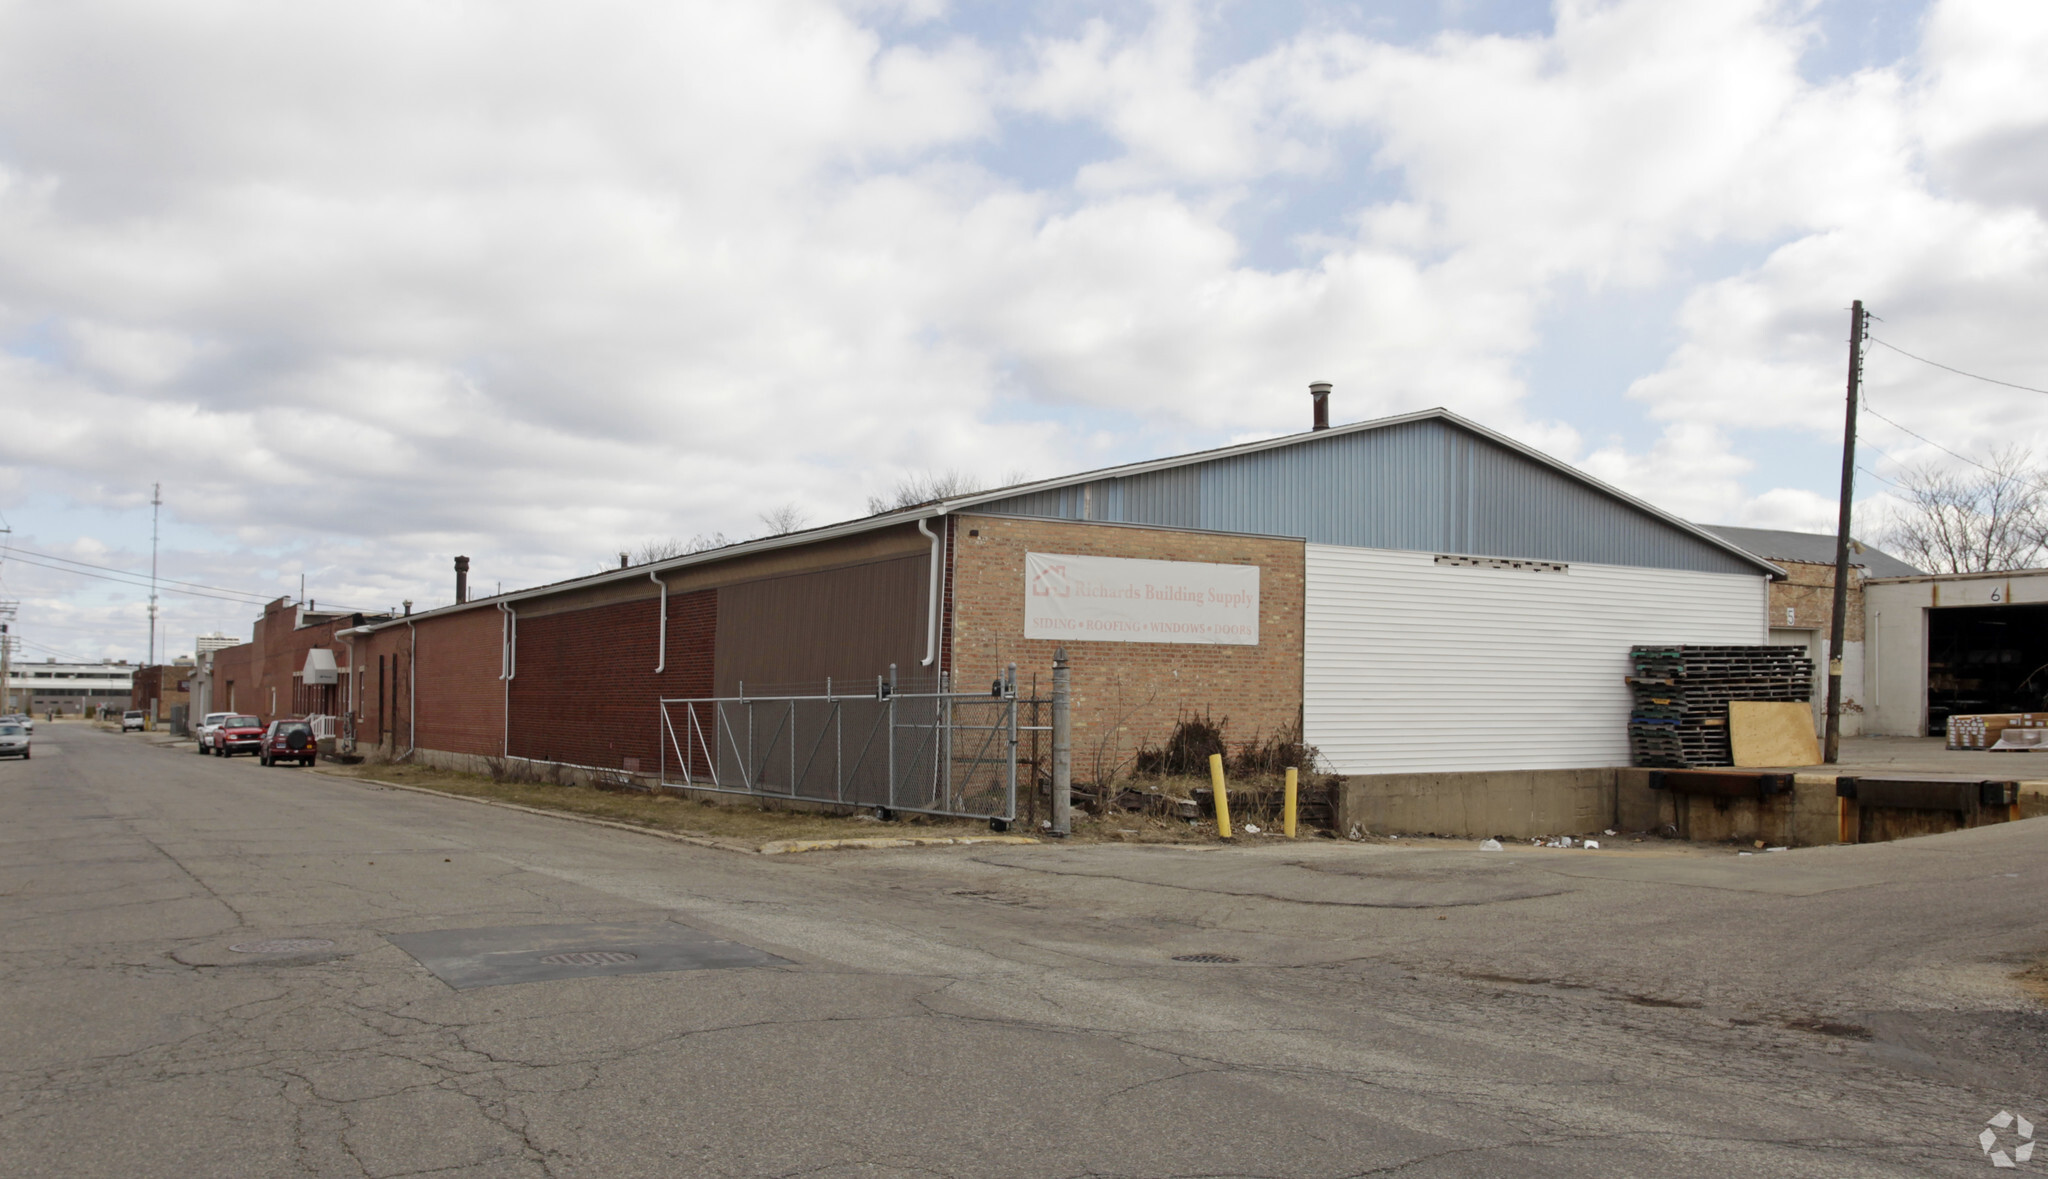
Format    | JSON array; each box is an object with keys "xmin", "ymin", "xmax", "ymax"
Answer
[
  {"xmin": 1172, "ymin": 953, "xmax": 1241, "ymax": 964},
  {"xmin": 538, "ymin": 950, "xmax": 639, "ymax": 967},
  {"xmin": 231, "ymin": 938, "xmax": 336, "ymax": 954}
]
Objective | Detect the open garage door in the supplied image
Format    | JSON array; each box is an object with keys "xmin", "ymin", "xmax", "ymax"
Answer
[{"xmin": 1925, "ymin": 603, "xmax": 2048, "ymax": 735}]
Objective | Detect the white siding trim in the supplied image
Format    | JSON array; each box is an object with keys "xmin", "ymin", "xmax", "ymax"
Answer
[{"xmin": 1305, "ymin": 544, "xmax": 1770, "ymax": 774}]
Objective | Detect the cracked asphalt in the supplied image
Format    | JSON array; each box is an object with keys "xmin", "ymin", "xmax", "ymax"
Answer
[{"xmin": 2, "ymin": 725, "xmax": 2043, "ymax": 1177}]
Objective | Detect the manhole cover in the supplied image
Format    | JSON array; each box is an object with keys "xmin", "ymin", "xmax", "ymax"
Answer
[
  {"xmin": 538, "ymin": 950, "xmax": 639, "ymax": 967},
  {"xmin": 1172, "ymin": 953, "xmax": 1240, "ymax": 964},
  {"xmin": 230, "ymin": 938, "xmax": 336, "ymax": 954}
]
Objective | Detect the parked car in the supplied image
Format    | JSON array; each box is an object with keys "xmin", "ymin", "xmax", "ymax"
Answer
[
  {"xmin": 214, "ymin": 716, "xmax": 265, "ymax": 757},
  {"xmin": 259, "ymin": 719, "xmax": 317, "ymax": 767},
  {"xmin": 2, "ymin": 713, "xmax": 33, "ymax": 735},
  {"xmin": 0, "ymin": 721, "xmax": 28, "ymax": 759},
  {"xmin": 194, "ymin": 711, "xmax": 234, "ymax": 754},
  {"xmin": 121, "ymin": 710, "xmax": 147, "ymax": 732}
]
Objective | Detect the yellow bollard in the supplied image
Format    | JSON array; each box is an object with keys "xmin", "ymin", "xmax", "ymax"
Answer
[
  {"xmin": 1208, "ymin": 753, "xmax": 1232, "ymax": 839},
  {"xmin": 1283, "ymin": 767, "xmax": 1298, "ymax": 838}
]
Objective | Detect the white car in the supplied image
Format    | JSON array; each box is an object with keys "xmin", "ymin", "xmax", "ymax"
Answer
[
  {"xmin": 194, "ymin": 711, "xmax": 234, "ymax": 754},
  {"xmin": 0, "ymin": 721, "xmax": 28, "ymax": 759},
  {"xmin": 121, "ymin": 710, "xmax": 147, "ymax": 732},
  {"xmin": 0, "ymin": 713, "xmax": 29, "ymax": 735}
]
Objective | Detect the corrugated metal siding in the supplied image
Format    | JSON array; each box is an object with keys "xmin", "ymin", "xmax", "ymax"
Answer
[
  {"xmin": 713, "ymin": 554, "xmax": 930, "ymax": 696},
  {"xmin": 1304, "ymin": 543, "xmax": 1768, "ymax": 773},
  {"xmin": 1121, "ymin": 465, "xmax": 1201, "ymax": 529},
  {"xmin": 973, "ymin": 418, "xmax": 1755, "ymax": 574}
]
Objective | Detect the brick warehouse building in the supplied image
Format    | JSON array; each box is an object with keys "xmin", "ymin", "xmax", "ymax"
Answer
[{"xmin": 211, "ymin": 403, "xmax": 1786, "ymax": 792}]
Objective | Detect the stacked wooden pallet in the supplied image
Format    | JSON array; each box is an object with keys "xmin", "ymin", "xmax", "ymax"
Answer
[{"xmin": 1628, "ymin": 645, "xmax": 1814, "ymax": 768}]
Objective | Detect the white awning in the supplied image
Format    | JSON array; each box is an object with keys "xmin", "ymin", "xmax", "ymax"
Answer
[{"xmin": 302, "ymin": 648, "xmax": 339, "ymax": 685}]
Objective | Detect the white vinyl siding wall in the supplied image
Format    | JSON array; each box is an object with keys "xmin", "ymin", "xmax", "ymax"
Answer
[{"xmin": 1305, "ymin": 544, "xmax": 1769, "ymax": 774}]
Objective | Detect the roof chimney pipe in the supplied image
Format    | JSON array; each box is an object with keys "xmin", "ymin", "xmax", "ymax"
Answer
[
  {"xmin": 454, "ymin": 555, "xmax": 470, "ymax": 604},
  {"xmin": 1309, "ymin": 382, "xmax": 1332, "ymax": 431}
]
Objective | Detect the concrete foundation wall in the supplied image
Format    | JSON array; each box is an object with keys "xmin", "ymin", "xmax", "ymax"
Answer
[{"xmin": 1336, "ymin": 768, "xmax": 1627, "ymax": 839}]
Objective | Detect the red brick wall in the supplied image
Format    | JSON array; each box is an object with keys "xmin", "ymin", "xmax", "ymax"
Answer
[
  {"xmin": 507, "ymin": 590, "xmax": 716, "ymax": 771},
  {"xmin": 411, "ymin": 607, "xmax": 506, "ymax": 757},
  {"xmin": 949, "ymin": 514, "xmax": 1305, "ymax": 784},
  {"xmin": 209, "ymin": 643, "xmax": 255, "ymax": 715}
]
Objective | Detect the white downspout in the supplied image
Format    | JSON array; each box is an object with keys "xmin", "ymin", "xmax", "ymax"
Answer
[
  {"xmin": 918, "ymin": 515, "xmax": 944, "ymax": 668},
  {"xmin": 650, "ymin": 570, "xmax": 667, "ymax": 673},
  {"xmin": 498, "ymin": 602, "xmax": 517, "ymax": 758},
  {"xmin": 339, "ymin": 630, "xmax": 358, "ymax": 753}
]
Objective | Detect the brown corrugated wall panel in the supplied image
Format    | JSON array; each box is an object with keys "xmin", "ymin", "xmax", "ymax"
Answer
[{"xmin": 713, "ymin": 554, "xmax": 931, "ymax": 696}]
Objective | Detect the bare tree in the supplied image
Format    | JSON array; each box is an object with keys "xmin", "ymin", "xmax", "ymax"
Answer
[
  {"xmin": 1879, "ymin": 447, "xmax": 2048, "ymax": 573},
  {"xmin": 757, "ymin": 503, "xmax": 810, "ymax": 536},
  {"xmin": 612, "ymin": 534, "xmax": 733, "ymax": 570},
  {"xmin": 864, "ymin": 468, "xmax": 1030, "ymax": 515}
]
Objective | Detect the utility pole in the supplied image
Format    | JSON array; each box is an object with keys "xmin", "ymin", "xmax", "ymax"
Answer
[
  {"xmin": 0, "ymin": 517, "xmax": 13, "ymax": 712},
  {"xmin": 0, "ymin": 601, "xmax": 16, "ymax": 715},
  {"xmin": 1824, "ymin": 301, "xmax": 1866, "ymax": 764},
  {"xmin": 148, "ymin": 483, "xmax": 162, "ymax": 670}
]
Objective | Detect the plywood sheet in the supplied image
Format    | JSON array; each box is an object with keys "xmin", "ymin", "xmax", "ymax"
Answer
[{"xmin": 1730, "ymin": 701, "xmax": 1820, "ymax": 767}]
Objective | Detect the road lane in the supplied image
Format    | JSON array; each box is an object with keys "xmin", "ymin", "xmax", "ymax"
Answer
[{"xmin": 2, "ymin": 722, "xmax": 2041, "ymax": 1177}]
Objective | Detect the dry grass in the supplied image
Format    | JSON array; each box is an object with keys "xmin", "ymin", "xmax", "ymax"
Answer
[
  {"xmin": 321, "ymin": 761, "xmax": 996, "ymax": 847},
  {"xmin": 318, "ymin": 761, "xmax": 1325, "ymax": 850}
]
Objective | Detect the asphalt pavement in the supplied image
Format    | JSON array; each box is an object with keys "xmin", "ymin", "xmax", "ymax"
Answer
[{"xmin": 2, "ymin": 723, "xmax": 2043, "ymax": 1177}]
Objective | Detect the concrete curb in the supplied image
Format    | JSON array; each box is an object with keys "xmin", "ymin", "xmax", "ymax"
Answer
[
  {"xmin": 758, "ymin": 835, "xmax": 1041, "ymax": 856},
  {"xmin": 307, "ymin": 768, "xmax": 759, "ymax": 854}
]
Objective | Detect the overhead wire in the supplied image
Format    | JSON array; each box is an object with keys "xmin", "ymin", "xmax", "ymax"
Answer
[
  {"xmin": 0, "ymin": 551, "xmax": 277, "ymax": 605},
  {"xmin": 1859, "ymin": 398, "xmax": 2048, "ymax": 496},
  {"xmin": 0, "ymin": 545, "xmax": 280, "ymax": 603},
  {"xmin": 1868, "ymin": 337, "xmax": 2048, "ymax": 396}
]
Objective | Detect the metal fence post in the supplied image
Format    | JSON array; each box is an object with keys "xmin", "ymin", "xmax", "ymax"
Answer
[
  {"xmin": 1051, "ymin": 647, "xmax": 1071, "ymax": 837},
  {"xmin": 1005, "ymin": 662, "xmax": 1019, "ymax": 826},
  {"xmin": 886, "ymin": 663, "xmax": 898, "ymax": 815}
]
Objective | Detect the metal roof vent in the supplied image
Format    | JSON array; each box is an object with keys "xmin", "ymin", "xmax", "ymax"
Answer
[{"xmin": 1309, "ymin": 382, "xmax": 1332, "ymax": 431}]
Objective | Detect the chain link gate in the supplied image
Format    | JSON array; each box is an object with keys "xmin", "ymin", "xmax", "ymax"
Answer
[{"xmin": 658, "ymin": 665, "xmax": 1043, "ymax": 823}]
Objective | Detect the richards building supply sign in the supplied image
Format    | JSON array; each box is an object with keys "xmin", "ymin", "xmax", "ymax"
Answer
[{"xmin": 1024, "ymin": 552, "xmax": 1259, "ymax": 645}]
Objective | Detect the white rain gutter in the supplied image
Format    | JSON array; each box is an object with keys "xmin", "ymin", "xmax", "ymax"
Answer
[
  {"xmin": 337, "ymin": 629, "xmax": 358, "ymax": 753},
  {"xmin": 497, "ymin": 602, "xmax": 517, "ymax": 757},
  {"xmin": 918, "ymin": 515, "xmax": 944, "ymax": 668},
  {"xmin": 650, "ymin": 570, "xmax": 667, "ymax": 673}
]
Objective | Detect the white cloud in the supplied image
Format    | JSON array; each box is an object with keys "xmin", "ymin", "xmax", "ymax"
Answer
[{"xmin": 1, "ymin": 0, "xmax": 2043, "ymax": 657}]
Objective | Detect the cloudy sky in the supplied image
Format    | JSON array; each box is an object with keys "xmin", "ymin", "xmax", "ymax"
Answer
[{"xmin": 2, "ymin": 0, "xmax": 2044, "ymax": 663}]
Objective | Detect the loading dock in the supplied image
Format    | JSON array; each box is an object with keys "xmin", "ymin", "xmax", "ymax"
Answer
[{"xmin": 1865, "ymin": 569, "xmax": 2048, "ymax": 736}]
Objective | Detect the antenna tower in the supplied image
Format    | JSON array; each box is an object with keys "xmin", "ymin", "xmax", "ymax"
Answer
[{"xmin": 148, "ymin": 483, "xmax": 162, "ymax": 668}]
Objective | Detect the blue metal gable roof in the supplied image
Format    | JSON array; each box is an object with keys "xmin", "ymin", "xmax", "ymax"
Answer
[{"xmin": 965, "ymin": 410, "xmax": 1777, "ymax": 577}]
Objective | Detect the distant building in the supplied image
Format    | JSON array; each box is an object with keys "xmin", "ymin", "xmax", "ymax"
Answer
[
  {"xmin": 130, "ymin": 657, "xmax": 199, "ymax": 725},
  {"xmin": 1698, "ymin": 526, "xmax": 1923, "ymax": 737},
  {"xmin": 195, "ymin": 632, "xmax": 238, "ymax": 656},
  {"xmin": 6, "ymin": 659, "xmax": 136, "ymax": 716}
]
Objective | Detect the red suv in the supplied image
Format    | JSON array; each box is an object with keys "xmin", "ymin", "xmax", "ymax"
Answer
[
  {"xmin": 214, "ymin": 716, "xmax": 265, "ymax": 757},
  {"xmin": 260, "ymin": 719, "xmax": 317, "ymax": 767}
]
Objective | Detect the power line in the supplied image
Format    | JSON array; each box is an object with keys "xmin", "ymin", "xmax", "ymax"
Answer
[
  {"xmin": 1869, "ymin": 337, "xmax": 2048, "ymax": 396},
  {"xmin": 1861, "ymin": 397, "xmax": 2048, "ymax": 495},
  {"xmin": 0, "ymin": 552, "xmax": 279, "ymax": 605},
  {"xmin": 0, "ymin": 545, "xmax": 279, "ymax": 603}
]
